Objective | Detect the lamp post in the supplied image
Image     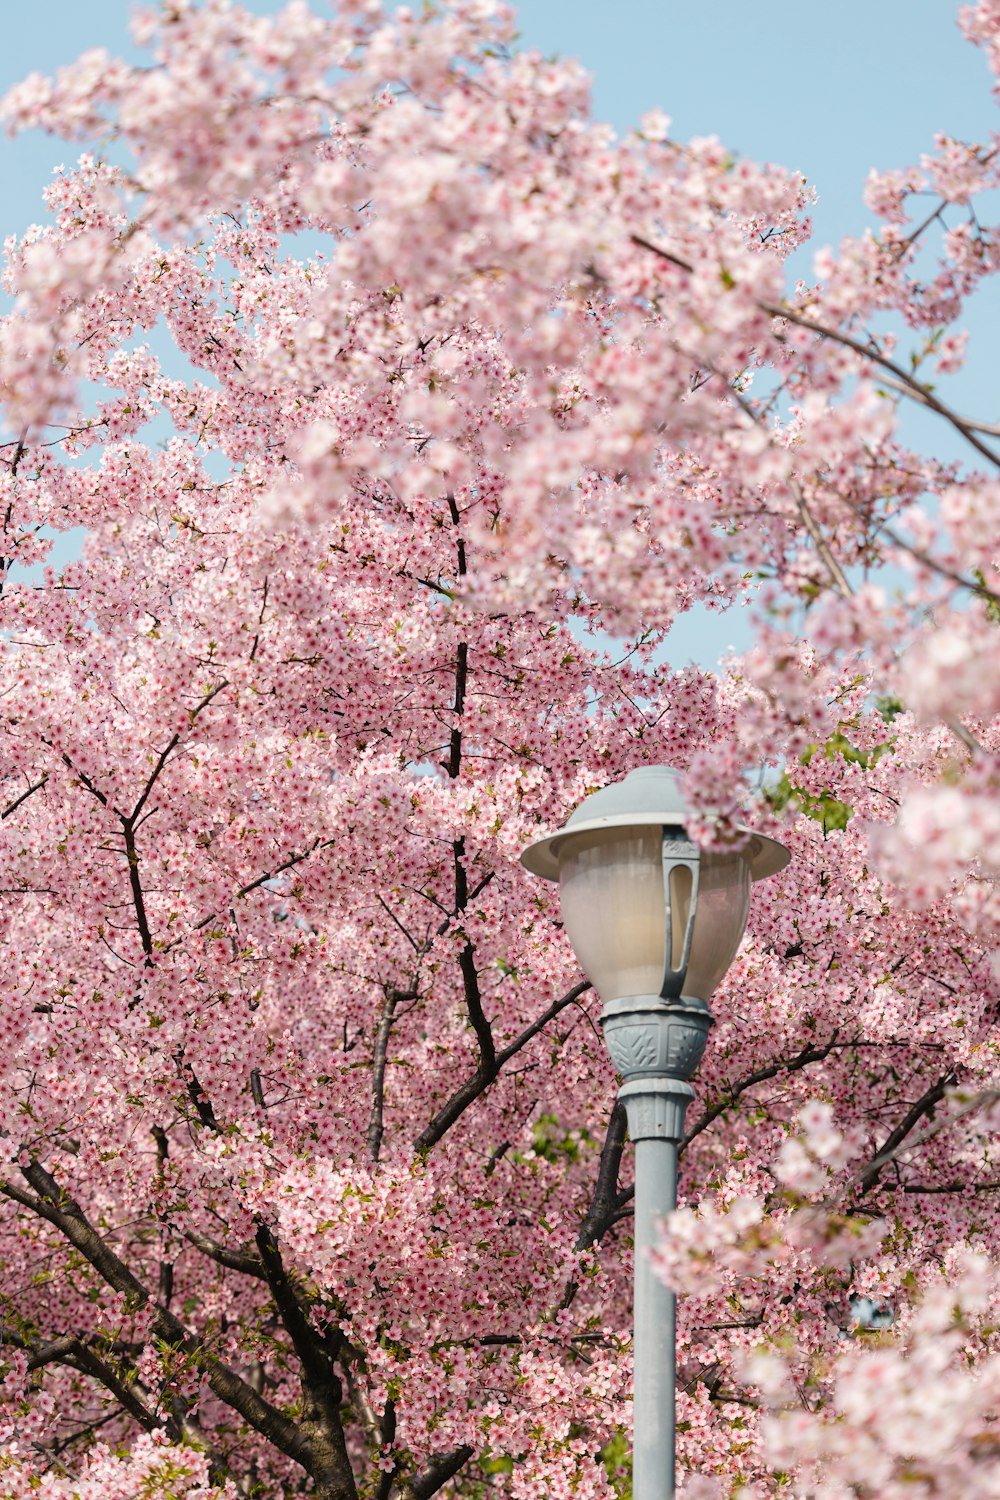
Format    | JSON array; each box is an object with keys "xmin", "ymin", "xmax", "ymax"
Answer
[{"xmin": 521, "ymin": 766, "xmax": 789, "ymax": 1500}]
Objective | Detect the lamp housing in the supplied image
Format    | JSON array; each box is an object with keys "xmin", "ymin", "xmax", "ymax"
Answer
[{"xmin": 520, "ymin": 766, "xmax": 789, "ymax": 1004}]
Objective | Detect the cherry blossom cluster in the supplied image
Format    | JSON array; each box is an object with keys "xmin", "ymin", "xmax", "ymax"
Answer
[
  {"xmin": 656, "ymin": 1107, "xmax": 1000, "ymax": 1498},
  {"xmin": 0, "ymin": 0, "xmax": 997, "ymax": 1495}
]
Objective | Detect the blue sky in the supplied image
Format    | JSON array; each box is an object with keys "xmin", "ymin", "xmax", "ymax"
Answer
[{"xmin": 2, "ymin": 2, "xmax": 997, "ymax": 662}]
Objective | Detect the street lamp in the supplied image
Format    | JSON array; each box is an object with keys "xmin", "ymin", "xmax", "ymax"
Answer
[{"xmin": 521, "ymin": 765, "xmax": 789, "ymax": 1500}]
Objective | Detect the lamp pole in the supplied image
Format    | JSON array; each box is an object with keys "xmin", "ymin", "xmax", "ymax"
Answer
[
  {"xmin": 607, "ymin": 995, "xmax": 712, "ymax": 1500},
  {"xmin": 521, "ymin": 767, "xmax": 788, "ymax": 1500}
]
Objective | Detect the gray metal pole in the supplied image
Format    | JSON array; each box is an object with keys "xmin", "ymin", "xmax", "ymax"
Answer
[
  {"xmin": 604, "ymin": 1001, "xmax": 713, "ymax": 1500},
  {"xmin": 632, "ymin": 1132, "xmax": 679, "ymax": 1500},
  {"xmin": 619, "ymin": 1076, "xmax": 691, "ymax": 1500}
]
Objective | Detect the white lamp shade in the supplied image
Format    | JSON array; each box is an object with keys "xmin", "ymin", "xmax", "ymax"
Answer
[{"xmin": 558, "ymin": 826, "xmax": 751, "ymax": 1003}]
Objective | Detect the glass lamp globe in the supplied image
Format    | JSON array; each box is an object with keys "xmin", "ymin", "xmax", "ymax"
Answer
[{"xmin": 520, "ymin": 766, "xmax": 789, "ymax": 1004}]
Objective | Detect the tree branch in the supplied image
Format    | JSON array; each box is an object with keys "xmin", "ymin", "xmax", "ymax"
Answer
[
  {"xmin": 603, "ymin": 1039, "xmax": 846, "ymax": 1228},
  {"xmin": 631, "ymin": 231, "xmax": 1000, "ymax": 471},
  {"xmin": 414, "ymin": 980, "xmax": 591, "ymax": 1153},
  {"xmin": 558, "ymin": 1098, "xmax": 629, "ymax": 1313},
  {"xmin": 683, "ymin": 1038, "xmax": 843, "ymax": 1149},
  {"xmin": 252, "ymin": 1227, "xmax": 356, "ymax": 1500},
  {"xmin": 857, "ymin": 1069, "xmax": 957, "ymax": 1194},
  {"xmin": 396, "ymin": 1444, "xmax": 474, "ymax": 1499},
  {"xmin": 368, "ymin": 988, "xmax": 402, "ymax": 1163},
  {"xmin": 902, "ymin": 1179, "xmax": 1000, "ymax": 1194},
  {"xmin": 575, "ymin": 1099, "xmax": 628, "ymax": 1254},
  {"xmin": 128, "ymin": 679, "xmax": 229, "ymax": 825},
  {"xmin": 4, "ymin": 1163, "xmax": 310, "ymax": 1469},
  {"xmin": 162, "ymin": 836, "xmax": 331, "ymax": 953},
  {"xmin": 375, "ymin": 1400, "xmax": 397, "ymax": 1500},
  {"xmin": 249, "ymin": 576, "xmax": 269, "ymax": 663},
  {"xmin": 182, "ymin": 1227, "xmax": 266, "ymax": 1278},
  {"xmin": 254, "ymin": 1224, "xmax": 336, "ymax": 1395},
  {"xmin": 447, "ymin": 643, "xmax": 467, "ymax": 781},
  {"xmin": 863, "ymin": 366, "xmax": 1000, "ymax": 440},
  {"xmin": 232, "ymin": 838, "xmax": 327, "ymax": 903},
  {"xmin": 17, "ymin": 1332, "xmax": 166, "ymax": 1436},
  {"xmin": 452, "ymin": 835, "xmax": 494, "ymax": 1073},
  {"xmin": 121, "ymin": 821, "xmax": 155, "ymax": 961},
  {"xmin": 1, "ymin": 773, "xmax": 48, "ymax": 821}
]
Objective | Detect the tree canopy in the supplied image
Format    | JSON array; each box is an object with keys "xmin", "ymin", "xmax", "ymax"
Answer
[{"xmin": 1, "ymin": 2, "xmax": 999, "ymax": 1495}]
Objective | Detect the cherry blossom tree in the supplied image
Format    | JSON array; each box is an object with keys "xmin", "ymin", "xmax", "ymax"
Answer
[{"xmin": 0, "ymin": 1, "xmax": 999, "ymax": 1495}]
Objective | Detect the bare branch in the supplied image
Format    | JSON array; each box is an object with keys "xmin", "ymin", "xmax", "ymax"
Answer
[
  {"xmin": 771, "ymin": 303, "xmax": 1000, "ymax": 472},
  {"xmin": 122, "ymin": 822, "xmax": 154, "ymax": 961},
  {"xmin": 128, "ymin": 679, "xmax": 229, "ymax": 825},
  {"xmin": 452, "ymin": 835, "xmax": 494, "ymax": 1073},
  {"xmin": 724, "ymin": 377, "xmax": 854, "ymax": 599},
  {"xmin": 182, "ymin": 1227, "xmax": 266, "ymax": 1278},
  {"xmin": 902, "ymin": 1179, "xmax": 1000, "ymax": 1194},
  {"xmin": 600, "ymin": 1039, "xmax": 847, "ymax": 1230},
  {"xmin": 866, "ymin": 366, "xmax": 1000, "ymax": 440},
  {"xmin": 252, "ymin": 1227, "xmax": 356, "ymax": 1500},
  {"xmin": 368, "ymin": 989, "xmax": 402, "ymax": 1163},
  {"xmin": 3, "ymin": 1163, "xmax": 310, "ymax": 1469},
  {"xmin": 19, "ymin": 1332, "xmax": 166, "ymax": 1435},
  {"xmin": 447, "ymin": 643, "xmax": 468, "ymax": 781},
  {"xmin": 162, "ymin": 836, "xmax": 330, "ymax": 952},
  {"xmin": 249, "ymin": 576, "xmax": 269, "ymax": 663},
  {"xmin": 558, "ymin": 1099, "xmax": 629, "ymax": 1314},
  {"xmin": 344, "ymin": 1359, "xmax": 381, "ymax": 1454},
  {"xmin": 495, "ymin": 980, "xmax": 592, "ymax": 1075},
  {"xmin": 254, "ymin": 1224, "xmax": 337, "ymax": 1393},
  {"xmin": 1, "ymin": 773, "xmax": 48, "ymax": 821},
  {"xmin": 631, "ymin": 232, "xmax": 1000, "ymax": 471},
  {"xmin": 837, "ymin": 491, "xmax": 1000, "ymax": 606},
  {"xmin": 683, "ymin": 1038, "xmax": 843, "ymax": 1149},
  {"xmin": 375, "ymin": 1400, "xmax": 397, "ymax": 1500},
  {"xmin": 793, "ymin": 487, "xmax": 854, "ymax": 598},
  {"xmin": 414, "ymin": 980, "xmax": 591, "ymax": 1153},
  {"xmin": 43, "ymin": 741, "xmax": 110, "ymax": 807},
  {"xmin": 232, "ymin": 838, "xmax": 327, "ymax": 904},
  {"xmin": 574, "ymin": 1099, "xmax": 628, "ymax": 1254},
  {"xmin": 857, "ymin": 1069, "xmax": 957, "ymax": 1194},
  {"xmin": 396, "ymin": 1445, "xmax": 474, "ymax": 1499}
]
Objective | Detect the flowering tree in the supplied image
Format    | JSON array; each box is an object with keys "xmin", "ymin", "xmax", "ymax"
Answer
[{"xmin": 0, "ymin": 1, "xmax": 999, "ymax": 1495}]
